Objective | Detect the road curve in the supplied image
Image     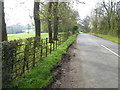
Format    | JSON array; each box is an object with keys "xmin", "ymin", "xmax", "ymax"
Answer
[
  {"xmin": 59, "ymin": 33, "xmax": 119, "ymax": 88},
  {"xmin": 76, "ymin": 33, "xmax": 118, "ymax": 88}
]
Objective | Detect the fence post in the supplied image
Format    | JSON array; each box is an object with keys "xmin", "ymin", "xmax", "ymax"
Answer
[
  {"xmin": 53, "ymin": 42, "xmax": 55, "ymax": 51},
  {"xmin": 56, "ymin": 40, "xmax": 57, "ymax": 49},
  {"xmin": 46, "ymin": 38, "xmax": 48, "ymax": 57},
  {"xmin": 60, "ymin": 34, "xmax": 61, "ymax": 45},
  {"xmin": 50, "ymin": 43, "xmax": 52, "ymax": 53},
  {"xmin": 23, "ymin": 40, "xmax": 29, "ymax": 73},
  {"xmin": 33, "ymin": 37, "xmax": 36, "ymax": 68},
  {"xmin": 40, "ymin": 39, "xmax": 43, "ymax": 58},
  {"xmin": 11, "ymin": 41, "xmax": 17, "ymax": 78},
  {"xmin": 2, "ymin": 42, "xmax": 14, "ymax": 85}
]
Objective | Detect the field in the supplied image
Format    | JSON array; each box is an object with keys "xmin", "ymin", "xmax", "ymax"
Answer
[{"xmin": 8, "ymin": 32, "xmax": 49, "ymax": 41}]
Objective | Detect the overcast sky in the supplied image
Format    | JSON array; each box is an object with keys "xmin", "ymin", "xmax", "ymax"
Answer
[{"xmin": 4, "ymin": 0, "xmax": 113, "ymax": 26}]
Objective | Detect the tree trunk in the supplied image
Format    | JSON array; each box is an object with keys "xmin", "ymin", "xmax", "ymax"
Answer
[
  {"xmin": 0, "ymin": 1, "xmax": 2, "ymax": 42},
  {"xmin": 0, "ymin": 1, "xmax": 7, "ymax": 42},
  {"xmin": 34, "ymin": 1, "xmax": 41, "ymax": 38},
  {"xmin": 48, "ymin": 2, "xmax": 53, "ymax": 43},
  {"xmin": 53, "ymin": 2, "xmax": 59, "ymax": 41}
]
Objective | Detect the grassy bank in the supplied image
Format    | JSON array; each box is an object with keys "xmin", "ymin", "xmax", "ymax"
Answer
[
  {"xmin": 9, "ymin": 34, "xmax": 77, "ymax": 88},
  {"xmin": 90, "ymin": 33, "xmax": 120, "ymax": 44}
]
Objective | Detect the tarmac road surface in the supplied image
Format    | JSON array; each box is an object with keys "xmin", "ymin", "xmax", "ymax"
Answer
[{"xmin": 58, "ymin": 33, "xmax": 119, "ymax": 88}]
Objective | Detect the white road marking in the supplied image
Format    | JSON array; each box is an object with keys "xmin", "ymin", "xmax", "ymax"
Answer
[{"xmin": 101, "ymin": 45, "xmax": 120, "ymax": 57}]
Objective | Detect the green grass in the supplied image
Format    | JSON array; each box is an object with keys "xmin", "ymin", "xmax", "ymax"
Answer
[
  {"xmin": 8, "ymin": 34, "xmax": 77, "ymax": 88},
  {"xmin": 8, "ymin": 33, "xmax": 48, "ymax": 41},
  {"xmin": 90, "ymin": 33, "xmax": 120, "ymax": 44}
]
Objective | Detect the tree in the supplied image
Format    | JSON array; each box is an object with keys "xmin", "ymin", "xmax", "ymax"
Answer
[
  {"xmin": 103, "ymin": 1, "xmax": 111, "ymax": 33},
  {"xmin": 40, "ymin": 2, "xmax": 79, "ymax": 41},
  {"xmin": 53, "ymin": 1, "xmax": 59, "ymax": 40},
  {"xmin": 89, "ymin": 1, "xmax": 119, "ymax": 37},
  {"xmin": 73, "ymin": 26, "xmax": 78, "ymax": 34},
  {"xmin": 81, "ymin": 16, "xmax": 90, "ymax": 32},
  {"xmin": 102, "ymin": 1, "xmax": 117, "ymax": 36},
  {"xmin": 58, "ymin": 3, "xmax": 79, "ymax": 33},
  {"xmin": 0, "ymin": 1, "xmax": 7, "ymax": 42},
  {"xmin": 0, "ymin": 1, "xmax": 2, "ymax": 42},
  {"xmin": 34, "ymin": 1, "xmax": 41, "ymax": 38},
  {"xmin": 48, "ymin": 2, "xmax": 53, "ymax": 43},
  {"xmin": 117, "ymin": 1, "xmax": 120, "ymax": 38}
]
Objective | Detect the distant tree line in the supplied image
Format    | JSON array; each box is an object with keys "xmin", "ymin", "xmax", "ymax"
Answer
[
  {"xmin": 6, "ymin": 25, "xmax": 34, "ymax": 34},
  {"xmin": 80, "ymin": 0, "xmax": 120, "ymax": 38}
]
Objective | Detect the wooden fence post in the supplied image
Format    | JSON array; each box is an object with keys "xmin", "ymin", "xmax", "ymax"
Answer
[
  {"xmin": 40, "ymin": 39, "xmax": 43, "ymax": 58},
  {"xmin": 11, "ymin": 40, "xmax": 17, "ymax": 78},
  {"xmin": 53, "ymin": 42, "xmax": 55, "ymax": 51},
  {"xmin": 50, "ymin": 43, "xmax": 52, "ymax": 53},
  {"xmin": 60, "ymin": 34, "xmax": 61, "ymax": 45},
  {"xmin": 46, "ymin": 38, "xmax": 48, "ymax": 57},
  {"xmin": 23, "ymin": 40, "xmax": 29, "ymax": 73},
  {"xmin": 56, "ymin": 40, "xmax": 57, "ymax": 49},
  {"xmin": 33, "ymin": 38, "xmax": 36, "ymax": 68},
  {"xmin": 2, "ymin": 33, "xmax": 71, "ymax": 87}
]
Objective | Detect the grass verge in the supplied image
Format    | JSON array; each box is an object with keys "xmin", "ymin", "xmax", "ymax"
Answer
[
  {"xmin": 90, "ymin": 33, "xmax": 120, "ymax": 44},
  {"xmin": 8, "ymin": 34, "xmax": 77, "ymax": 88}
]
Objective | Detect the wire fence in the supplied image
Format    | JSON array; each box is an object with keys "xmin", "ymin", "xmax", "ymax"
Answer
[{"xmin": 1, "ymin": 33, "xmax": 70, "ymax": 86}]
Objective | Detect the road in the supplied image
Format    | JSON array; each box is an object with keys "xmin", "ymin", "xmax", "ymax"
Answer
[{"xmin": 55, "ymin": 33, "xmax": 119, "ymax": 88}]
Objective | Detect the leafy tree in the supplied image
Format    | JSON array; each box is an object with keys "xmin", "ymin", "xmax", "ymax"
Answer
[
  {"xmin": 81, "ymin": 16, "xmax": 90, "ymax": 33},
  {"xmin": 39, "ymin": 2, "xmax": 79, "ymax": 42},
  {"xmin": 72, "ymin": 26, "xmax": 79, "ymax": 34},
  {"xmin": 88, "ymin": 1, "xmax": 119, "ymax": 37}
]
